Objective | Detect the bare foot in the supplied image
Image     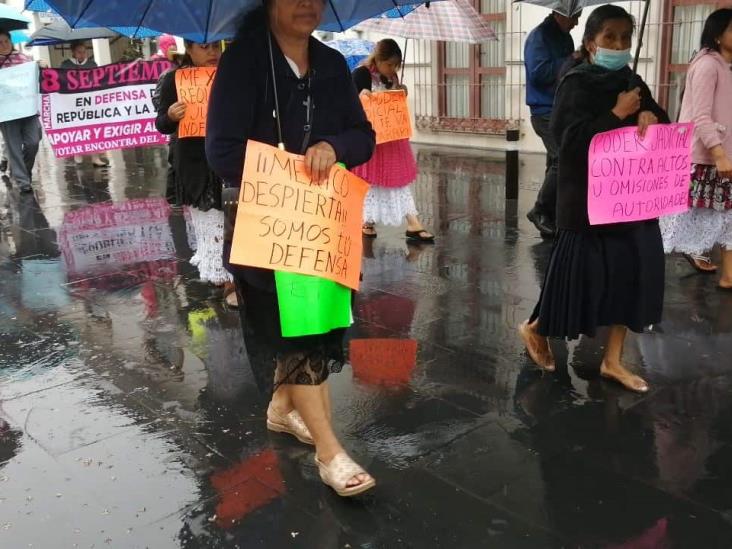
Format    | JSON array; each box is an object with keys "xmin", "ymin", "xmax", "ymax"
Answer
[
  {"xmin": 600, "ymin": 361, "xmax": 649, "ymax": 393},
  {"xmin": 518, "ymin": 321, "xmax": 555, "ymax": 372}
]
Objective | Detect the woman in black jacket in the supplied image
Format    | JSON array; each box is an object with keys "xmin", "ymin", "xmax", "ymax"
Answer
[
  {"xmin": 519, "ymin": 5, "xmax": 669, "ymax": 393},
  {"xmin": 156, "ymin": 40, "xmax": 237, "ymax": 305},
  {"xmin": 206, "ymin": 0, "xmax": 376, "ymax": 496}
]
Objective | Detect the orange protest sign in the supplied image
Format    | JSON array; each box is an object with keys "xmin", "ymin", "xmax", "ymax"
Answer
[
  {"xmin": 229, "ymin": 140, "xmax": 369, "ymax": 290},
  {"xmin": 360, "ymin": 90, "xmax": 412, "ymax": 145},
  {"xmin": 174, "ymin": 67, "xmax": 216, "ymax": 138}
]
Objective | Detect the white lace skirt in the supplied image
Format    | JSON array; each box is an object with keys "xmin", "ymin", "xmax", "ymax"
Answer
[
  {"xmin": 363, "ymin": 186, "xmax": 418, "ymax": 226},
  {"xmin": 188, "ymin": 207, "xmax": 232, "ymax": 285},
  {"xmin": 660, "ymin": 207, "xmax": 732, "ymax": 255}
]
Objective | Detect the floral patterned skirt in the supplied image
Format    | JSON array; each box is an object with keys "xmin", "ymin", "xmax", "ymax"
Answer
[{"xmin": 689, "ymin": 164, "xmax": 732, "ymax": 211}]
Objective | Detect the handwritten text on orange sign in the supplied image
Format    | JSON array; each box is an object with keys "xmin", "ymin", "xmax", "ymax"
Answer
[
  {"xmin": 229, "ymin": 140, "xmax": 368, "ymax": 290},
  {"xmin": 174, "ymin": 67, "xmax": 216, "ymax": 138},
  {"xmin": 360, "ymin": 90, "xmax": 412, "ymax": 145}
]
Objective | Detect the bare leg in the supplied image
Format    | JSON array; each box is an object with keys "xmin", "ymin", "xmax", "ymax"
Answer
[
  {"xmin": 289, "ymin": 384, "xmax": 370, "ymax": 488},
  {"xmin": 600, "ymin": 325, "xmax": 648, "ymax": 393},
  {"xmin": 320, "ymin": 382, "xmax": 332, "ymax": 422},
  {"xmin": 270, "ymin": 384, "xmax": 294, "ymax": 415},
  {"xmin": 719, "ymin": 248, "xmax": 732, "ymax": 288},
  {"xmin": 518, "ymin": 318, "xmax": 555, "ymax": 371}
]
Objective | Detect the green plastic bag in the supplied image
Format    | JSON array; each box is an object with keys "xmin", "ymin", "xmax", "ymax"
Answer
[{"xmin": 275, "ymin": 271, "xmax": 352, "ymax": 337}]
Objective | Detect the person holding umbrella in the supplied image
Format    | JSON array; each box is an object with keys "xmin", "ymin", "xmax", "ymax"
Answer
[
  {"xmin": 519, "ymin": 5, "xmax": 670, "ymax": 393},
  {"xmin": 0, "ymin": 28, "xmax": 41, "ymax": 194},
  {"xmin": 61, "ymin": 40, "xmax": 109, "ymax": 167},
  {"xmin": 524, "ymin": 9, "xmax": 580, "ymax": 238},
  {"xmin": 206, "ymin": 0, "xmax": 376, "ymax": 496}
]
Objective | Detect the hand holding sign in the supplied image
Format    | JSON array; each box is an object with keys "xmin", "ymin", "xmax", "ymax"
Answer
[
  {"xmin": 587, "ymin": 122, "xmax": 693, "ymax": 225},
  {"xmin": 174, "ymin": 67, "xmax": 216, "ymax": 138},
  {"xmin": 229, "ymin": 140, "xmax": 369, "ymax": 290},
  {"xmin": 360, "ymin": 90, "xmax": 412, "ymax": 145}
]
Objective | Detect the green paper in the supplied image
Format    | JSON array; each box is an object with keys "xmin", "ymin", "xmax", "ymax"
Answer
[{"xmin": 275, "ymin": 271, "xmax": 352, "ymax": 337}]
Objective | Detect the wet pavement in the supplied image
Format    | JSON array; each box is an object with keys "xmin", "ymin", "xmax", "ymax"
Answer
[{"xmin": 1, "ymin": 143, "xmax": 732, "ymax": 549}]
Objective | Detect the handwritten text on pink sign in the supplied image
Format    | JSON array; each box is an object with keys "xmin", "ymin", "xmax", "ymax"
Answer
[{"xmin": 588, "ymin": 122, "xmax": 693, "ymax": 225}]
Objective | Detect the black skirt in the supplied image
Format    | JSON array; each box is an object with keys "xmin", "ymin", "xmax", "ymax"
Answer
[
  {"xmin": 234, "ymin": 270, "xmax": 346, "ymax": 394},
  {"xmin": 531, "ymin": 222, "xmax": 664, "ymax": 339}
]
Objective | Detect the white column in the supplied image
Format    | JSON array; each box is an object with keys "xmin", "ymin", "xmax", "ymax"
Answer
[
  {"xmin": 141, "ymin": 38, "xmax": 153, "ymax": 59},
  {"xmin": 92, "ymin": 38, "xmax": 113, "ymax": 65},
  {"xmin": 30, "ymin": 12, "xmax": 52, "ymax": 66}
]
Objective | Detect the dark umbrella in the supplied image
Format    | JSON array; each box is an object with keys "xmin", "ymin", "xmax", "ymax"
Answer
[
  {"xmin": 515, "ymin": 0, "xmax": 651, "ymax": 73},
  {"xmin": 0, "ymin": 4, "xmax": 31, "ymax": 32}
]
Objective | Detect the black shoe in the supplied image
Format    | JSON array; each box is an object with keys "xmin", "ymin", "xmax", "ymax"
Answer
[
  {"xmin": 0, "ymin": 159, "xmax": 7, "ymax": 173},
  {"xmin": 527, "ymin": 209, "xmax": 555, "ymax": 238},
  {"xmin": 19, "ymin": 184, "xmax": 33, "ymax": 194}
]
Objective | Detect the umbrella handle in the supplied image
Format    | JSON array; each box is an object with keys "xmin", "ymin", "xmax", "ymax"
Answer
[
  {"xmin": 632, "ymin": 0, "xmax": 651, "ymax": 74},
  {"xmin": 267, "ymin": 31, "xmax": 285, "ymax": 150}
]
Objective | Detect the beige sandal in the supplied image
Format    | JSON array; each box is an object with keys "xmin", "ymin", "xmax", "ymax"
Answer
[
  {"xmin": 315, "ymin": 453, "xmax": 376, "ymax": 497},
  {"xmin": 266, "ymin": 406, "xmax": 314, "ymax": 445}
]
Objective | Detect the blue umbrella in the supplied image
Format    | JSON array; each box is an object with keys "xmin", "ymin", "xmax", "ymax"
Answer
[
  {"xmin": 25, "ymin": 0, "xmax": 160, "ymax": 39},
  {"xmin": 0, "ymin": 4, "xmax": 31, "ymax": 32},
  {"xmin": 325, "ymin": 39, "xmax": 374, "ymax": 72},
  {"xmin": 31, "ymin": 0, "xmax": 441, "ymax": 42}
]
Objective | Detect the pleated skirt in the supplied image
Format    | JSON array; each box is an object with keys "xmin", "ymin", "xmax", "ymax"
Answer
[{"xmin": 531, "ymin": 222, "xmax": 665, "ymax": 339}]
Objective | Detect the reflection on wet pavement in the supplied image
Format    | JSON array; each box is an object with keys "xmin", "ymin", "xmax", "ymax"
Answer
[{"xmin": 1, "ymin": 144, "xmax": 732, "ymax": 547}]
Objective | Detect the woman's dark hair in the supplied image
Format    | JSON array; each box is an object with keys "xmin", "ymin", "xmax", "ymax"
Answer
[
  {"xmin": 700, "ymin": 8, "xmax": 732, "ymax": 52},
  {"xmin": 363, "ymin": 38, "xmax": 403, "ymax": 69},
  {"xmin": 578, "ymin": 5, "xmax": 635, "ymax": 61},
  {"xmin": 69, "ymin": 40, "xmax": 86, "ymax": 52},
  {"xmin": 0, "ymin": 27, "xmax": 11, "ymax": 41}
]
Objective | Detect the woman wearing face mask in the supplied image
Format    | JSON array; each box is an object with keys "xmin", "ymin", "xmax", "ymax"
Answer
[
  {"xmin": 61, "ymin": 41, "xmax": 109, "ymax": 168},
  {"xmin": 352, "ymin": 39, "xmax": 434, "ymax": 242},
  {"xmin": 156, "ymin": 40, "xmax": 237, "ymax": 307},
  {"xmin": 660, "ymin": 9, "xmax": 732, "ymax": 289},
  {"xmin": 206, "ymin": 0, "xmax": 376, "ymax": 496},
  {"xmin": 519, "ymin": 5, "xmax": 669, "ymax": 393}
]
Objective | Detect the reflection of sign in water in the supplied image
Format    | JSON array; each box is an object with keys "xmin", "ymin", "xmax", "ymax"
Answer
[
  {"xmin": 40, "ymin": 60, "xmax": 173, "ymax": 158},
  {"xmin": 588, "ymin": 123, "xmax": 693, "ymax": 225},
  {"xmin": 58, "ymin": 198, "xmax": 176, "ymax": 278}
]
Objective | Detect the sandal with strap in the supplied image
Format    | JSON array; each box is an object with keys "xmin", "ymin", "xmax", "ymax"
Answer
[
  {"xmin": 405, "ymin": 229, "xmax": 435, "ymax": 243},
  {"xmin": 362, "ymin": 224, "xmax": 377, "ymax": 239},
  {"xmin": 266, "ymin": 405, "xmax": 314, "ymax": 445},
  {"xmin": 315, "ymin": 452, "xmax": 376, "ymax": 497},
  {"xmin": 683, "ymin": 253, "xmax": 717, "ymax": 274}
]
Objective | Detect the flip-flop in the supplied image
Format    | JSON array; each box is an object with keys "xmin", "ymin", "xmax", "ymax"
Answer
[
  {"xmin": 683, "ymin": 254, "xmax": 717, "ymax": 273},
  {"xmin": 406, "ymin": 230, "xmax": 435, "ymax": 243},
  {"xmin": 362, "ymin": 225, "xmax": 377, "ymax": 239}
]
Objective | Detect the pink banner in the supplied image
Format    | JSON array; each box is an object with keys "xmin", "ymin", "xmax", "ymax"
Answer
[
  {"xmin": 587, "ymin": 122, "xmax": 693, "ymax": 225},
  {"xmin": 40, "ymin": 60, "xmax": 173, "ymax": 158}
]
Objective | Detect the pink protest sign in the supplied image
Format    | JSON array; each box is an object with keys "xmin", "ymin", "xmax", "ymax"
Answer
[{"xmin": 587, "ymin": 122, "xmax": 693, "ymax": 225}]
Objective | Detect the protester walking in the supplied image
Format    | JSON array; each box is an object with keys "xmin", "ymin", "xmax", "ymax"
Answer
[
  {"xmin": 206, "ymin": 0, "xmax": 376, "ymax": 496},
  {"xmin": 660, "ymin": 9, "xmax": 732, "ymax": 288},
  {"xmin": 155, "ymin": 39, "xmax": 237, "ymax": 307},
  {"xmin": 524, "ymin": 10, "xmax": 579, "ymax": 238},
  {"xmin": 0, "ymin": 29, "xmax": 42, "ymax": 194},
  {"xmin": 61, "ymin": 41, "xmax": 109, "ymax": 168},
  {"xmin": 519, "ymin": 5, "xmax": 670, "ymax": 393},
  {"xmin": 352, "ymin": 39, "xmax": 434, "ymax": 242}
]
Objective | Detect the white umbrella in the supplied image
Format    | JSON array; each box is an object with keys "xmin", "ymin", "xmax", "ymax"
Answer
[{"xmin": 357, "ymin": 0, "xmax": 497, "ymax": 43}]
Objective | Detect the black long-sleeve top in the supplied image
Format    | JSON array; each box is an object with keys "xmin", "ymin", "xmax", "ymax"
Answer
[
  {"xmin": 551, "ymin": 64, "xmax": 670, "ymax": 232},
  {"xmin": 155, "ymin": 67, "xmax": 219, "ymax": 209},
  {"xmin": 205, "ymin": 23, "xmax": 375, "ymax": 187}
]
